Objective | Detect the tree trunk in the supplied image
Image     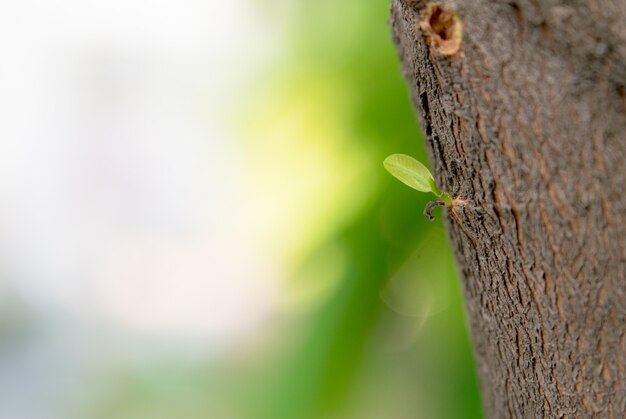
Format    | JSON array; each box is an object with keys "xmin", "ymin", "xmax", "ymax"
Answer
[{"xmin": 389, "ymin": 1, "xmax": 625, "ymax": 417}]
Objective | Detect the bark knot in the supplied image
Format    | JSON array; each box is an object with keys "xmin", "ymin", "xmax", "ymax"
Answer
[{"xmin": 419, "ymin": 3, "xmax": 463, "ymax": 56}]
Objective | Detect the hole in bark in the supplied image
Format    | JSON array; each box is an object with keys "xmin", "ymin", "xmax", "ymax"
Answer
[
  {"xmin": 419, "ymin": 3, "xmax": 463, "ymax": 56},
  {"xmin": 429, "ymin": 6, "xmax": 455, "ymax": 40}
]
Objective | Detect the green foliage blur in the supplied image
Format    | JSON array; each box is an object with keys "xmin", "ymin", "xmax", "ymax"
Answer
[
  {"xmin": 91, "ymin": 1, "xmax": 483, "ymax": 418},
  {"xmin": 241, "ymin": 1, "xmax": 483, "ymax": 418}
]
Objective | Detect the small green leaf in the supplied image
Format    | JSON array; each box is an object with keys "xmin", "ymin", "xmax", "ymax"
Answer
[{"xmin": 383, "ymin": 154, "xmax": 438, "ymax": 194}]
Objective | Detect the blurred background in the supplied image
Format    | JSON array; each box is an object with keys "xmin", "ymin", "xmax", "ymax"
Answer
[{"xmin": 0, "ymin": 1, "xmax": 482, "ymax": 418}]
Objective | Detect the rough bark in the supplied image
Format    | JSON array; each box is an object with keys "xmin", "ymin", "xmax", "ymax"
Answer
[{"xmin": 390, "ymin": 1, "xmax": 625, "ymax": 417}]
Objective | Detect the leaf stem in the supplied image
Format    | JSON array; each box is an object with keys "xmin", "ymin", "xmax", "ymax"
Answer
[{"xmin": 440, "ymin": 192, "xmax": 453, "ymax": 208}]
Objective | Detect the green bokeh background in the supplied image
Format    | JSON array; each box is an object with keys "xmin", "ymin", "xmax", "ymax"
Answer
[
  {"xmin": 250, "ymin": 2, "xmax": 483, "ymax": 417},
  {"xmin": 91, "ymin": 1, "xmax": 483, "ymax": 418}
]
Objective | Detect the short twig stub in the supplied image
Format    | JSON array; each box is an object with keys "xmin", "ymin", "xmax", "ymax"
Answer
[{"xmin": 419, "ymin": 3, "xmax": 463, "ymax": 56}]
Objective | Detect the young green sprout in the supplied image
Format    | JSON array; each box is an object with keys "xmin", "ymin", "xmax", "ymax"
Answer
[{"xmin": 383, "ymin": 154, "xmax": 466, "ymax": 221}]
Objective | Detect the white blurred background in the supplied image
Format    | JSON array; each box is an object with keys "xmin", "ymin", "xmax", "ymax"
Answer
[{"xmin": 0, "ymin": 2, "xmax": 291, "ymax": 417}]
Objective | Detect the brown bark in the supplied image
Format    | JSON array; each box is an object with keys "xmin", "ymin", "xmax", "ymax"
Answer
[{"xmin": 389, "ymin": 1, "xmax": 626, "ymax": 417}]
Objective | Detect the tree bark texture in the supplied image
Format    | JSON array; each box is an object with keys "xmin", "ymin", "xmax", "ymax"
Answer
[{"xmin": 390, "ymin": 1, "xmax": 625, "ymax": 417}]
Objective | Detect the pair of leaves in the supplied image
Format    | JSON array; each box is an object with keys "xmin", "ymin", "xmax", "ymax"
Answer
[{"xmin": 383, "ymin": 154, "xmax": 442, "ymax": 197}]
